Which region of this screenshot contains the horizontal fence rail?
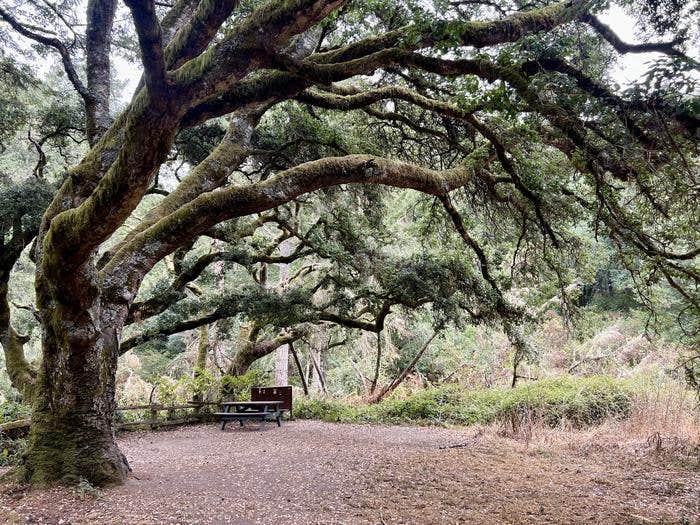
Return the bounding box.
[0,401,222,438]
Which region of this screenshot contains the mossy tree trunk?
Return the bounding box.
[228,328,308,377]
[24,296,129,485]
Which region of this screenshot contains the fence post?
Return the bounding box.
[150,404,158,430]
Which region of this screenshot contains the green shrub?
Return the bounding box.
[497,376,632,428]
[220,369,267,401]
[371,385,470,424]
[293,376,633,428]
[293,397,357,422]
[0,401,31,423]
[0,436,27,467]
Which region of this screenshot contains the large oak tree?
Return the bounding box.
[0,0,697,485]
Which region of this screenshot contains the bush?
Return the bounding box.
[497,376,632,428]
[294,376,633,428]
[0,401,31,423]
[293,397,357,422]
[0,436,26,467]
[220,369,267,400]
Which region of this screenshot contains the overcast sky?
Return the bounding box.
[110,5,691,105]
[0,2,674,109]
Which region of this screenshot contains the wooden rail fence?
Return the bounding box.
[0,401,221,438]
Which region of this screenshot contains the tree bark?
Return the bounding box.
[0,281,35,400]
[24,301,129,485]
[309,329,329,394]
[274,344,290,386]
[227,326,307,377]
[227,344,257,376]
[192,325,209,404]
[85,0,117,145]
[274,239,292,386]
[289,342,308,395]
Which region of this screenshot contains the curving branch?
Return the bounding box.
[0,284,36,400]
[0,5,90,102]
[583,14,693,63]
[182,0,592,127]
[464,114,560,248]
[103,153,479,289]
[296,84,482,121]
[126,246,314,324]
[120,309,226,353]
[226,326,310,375]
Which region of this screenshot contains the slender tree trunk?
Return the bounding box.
[193,325,209,404]
[309,350,327,395]
[195,325,209,371]
[368,328,441,404]
[304,353,312,388]
[289,342,308,395]
[274,239,292,386]
[309,329,329,394]
[369,330,382,395]
[275,344,290,386]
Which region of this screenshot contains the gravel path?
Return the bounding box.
[1,421,698,524]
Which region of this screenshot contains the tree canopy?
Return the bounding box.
[0,0,697,485]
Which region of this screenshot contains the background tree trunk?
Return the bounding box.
[367,328,441,404]
[309,329,329,394]
[274,239,292,386]
[275,344,290,386]
[369,330,382,395]
[193,325,209,405]
[289,342,308,395]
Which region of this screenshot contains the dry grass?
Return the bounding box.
[491,378,700,470]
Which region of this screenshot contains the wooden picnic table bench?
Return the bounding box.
[215,400,283,430]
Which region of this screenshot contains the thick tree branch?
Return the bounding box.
[296,84,481,121]
[103,153,478,292]
[226,326,310,376]
[85,0,118,144]
[315,0,592,64]
[125,0,168,102]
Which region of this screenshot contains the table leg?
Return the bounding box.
[220,403,230,430]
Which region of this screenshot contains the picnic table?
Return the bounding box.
[215,400,283,430]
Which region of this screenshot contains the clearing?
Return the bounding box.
[1,421,698,524]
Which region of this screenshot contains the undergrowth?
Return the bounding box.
[0,437,26,467]
[294,376,634,428]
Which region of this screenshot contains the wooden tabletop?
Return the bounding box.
[220,400,282,406]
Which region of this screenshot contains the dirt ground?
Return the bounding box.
[0,421,698,524]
